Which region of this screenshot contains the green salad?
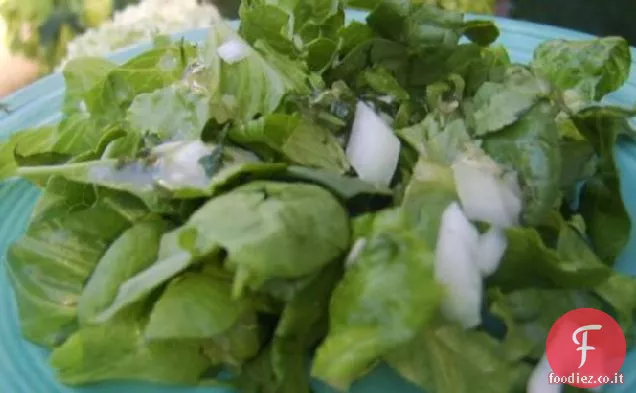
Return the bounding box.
[1,0,636,392]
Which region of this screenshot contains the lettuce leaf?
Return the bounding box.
[49,316,211,386]
[385,322,531,393]
[77,218,172,324]
[278,165,393,211]
[366,1,498,51]
[145,272,254,340]
[532,37,631,102]
[482,100,561,226]
[569,105,636,265]
[230,113,349,172]
[145,272,262,367]
[61,57,117,114]
[488,216,612,292]
[96,181,351,320]
[6,192,148,347]
[488,288,604,360]
[312,206,442,391]
[127,84,211,141]
[83,44,197,123]
[200,22,310,123]
[16,141,286,209]
[239,0,344,57]
[470,65,550,136]
[0,126,59,181]
[236,263,343,393]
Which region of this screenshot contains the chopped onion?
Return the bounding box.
[528,355,562,393]
[346,101,401,187]
[217,39,250,64]
[155,140,214,188]
[452,157,522,228]
[434,202,483,329]
[476,228,507,277]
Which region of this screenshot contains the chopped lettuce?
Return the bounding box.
[532,37,631,102]
[77,218,172,324]
[2,1,636,391]
[6,192,148,347]
[95,181,350,321]
[49,316,212,386]
[385,322,531,393]
[230,113,350,172]
[312,205,442,391]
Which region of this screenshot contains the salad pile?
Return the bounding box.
[1,0,636,392]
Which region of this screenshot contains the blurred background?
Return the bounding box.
[0,0,634,97]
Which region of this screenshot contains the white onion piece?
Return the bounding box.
[528,355,562,393]
[155,140,213,188]
[434,202,483,329]
[217,39,250,64]
[346,101,401,187]
[476,228,508,277]
[452,159,522,228]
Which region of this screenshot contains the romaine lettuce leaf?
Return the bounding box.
[396,115,472,164]
[488,216,612,292]
[230,113,349,172]
[201,22,310,123]
[482,100,561,226]
[532,37,631,102]
[236,263,343,393]
[356,66,409,100]
[0,126,59,181]
[29,177,97,223]
[77,218,171,324]
[145,272,254,340]
[96,181,351,320]
[329,38,409,86]
[488,288,603,360]
[385,322,531,393]
[337,21,374,56]
[595,273,636,330]
[366,1,498,51]
[127,84,211,141]
[312,207,442,391]
[570,105,636,265]
[239,0,344,55]
[239,3,298,55]
[470,65,550,136]
[61,57,117,114]
[49,316,211,385]
[278,165,393,211]
[0,114,135,184]
[145,271,262,367]
[6,193,147,347]
[84,43,196,123]
[16,141,286,209]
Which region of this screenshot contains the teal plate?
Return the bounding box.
[1,10,636,393]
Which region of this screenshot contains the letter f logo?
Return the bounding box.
[573,324,603,369]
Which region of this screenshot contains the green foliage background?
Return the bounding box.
[0,0,140,72]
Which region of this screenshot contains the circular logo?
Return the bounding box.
[546,308,626,388]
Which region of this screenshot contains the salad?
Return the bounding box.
[1,0,635,392]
